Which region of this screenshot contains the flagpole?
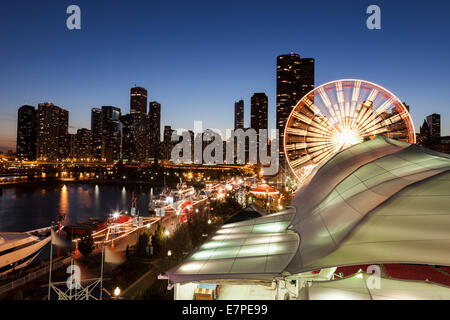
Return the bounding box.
[48,224,53,300]
[69,254,73,300]
[100,240,104,300]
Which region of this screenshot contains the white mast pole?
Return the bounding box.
[100,241,104,300]
[48,224,53,300]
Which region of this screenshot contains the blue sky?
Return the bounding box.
[1,0,450,151]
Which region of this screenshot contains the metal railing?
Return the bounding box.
[0,256,71,297]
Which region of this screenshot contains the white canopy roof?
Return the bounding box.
[166,136,450,284]
[287,136,450,273]
[165,209,299,284]
[302,272,450,300]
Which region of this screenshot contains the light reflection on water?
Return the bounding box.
[0,184,158,232]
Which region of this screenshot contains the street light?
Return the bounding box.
[165,230,170,237]
[167,250,172,256]
[114,287,121,297]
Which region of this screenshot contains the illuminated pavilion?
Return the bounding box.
[162,136,450,300]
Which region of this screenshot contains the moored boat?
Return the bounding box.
[0,227,52,276]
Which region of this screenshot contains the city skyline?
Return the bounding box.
[2,1,450,151]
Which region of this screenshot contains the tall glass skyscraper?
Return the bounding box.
[149,101,161,161]
[234,100,244,130]
[250,93,268,132]
[101,106,122,162]
[91,108,103,160]
[17,105,37,160]
[276,53,314,167]
[36,102,69,161]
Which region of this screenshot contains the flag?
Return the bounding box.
[105,246,125,264]
[51,229,71,248]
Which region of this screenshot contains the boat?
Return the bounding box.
[0,227,52,276]
[178,200,194,223]
[63,214,132,237]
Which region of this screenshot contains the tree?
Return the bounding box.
[210,194,243,220]
[187,211,210,248]
[168,223,192,261]
[78,232,94,257]
[151,224,166,256]
[135,232,150,257]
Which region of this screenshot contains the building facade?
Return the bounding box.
[17,105,38,160]
[74,128,92,160]
[101,106,122,162]
[91,108,103,160]
[426,113,441,139]
[58,108,69,160]
[37,102,69,161]
[130,86,149,161]
[149,101,161,161]
[234,100,244,130]
[121,114,135,162]
[250,93,268,132]
[276,53,314,167]
[130,86,148,114]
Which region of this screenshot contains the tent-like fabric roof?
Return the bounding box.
[165,136,450,284]
[302,272,450,300]
[287,136,450,274]
[164,209,299,284]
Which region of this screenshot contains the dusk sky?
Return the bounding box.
[1,0,450,151]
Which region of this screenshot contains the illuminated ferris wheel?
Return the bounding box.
[284,79,416,183]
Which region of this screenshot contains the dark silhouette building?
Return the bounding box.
[418,119,430,146]
[91,108,102,160]
[162,125,175,160]
[130,87,149,162]
[250,93,268,132]
[101,106,122,162]
[299,58,315,99]
[149,101,161,161]
[426,113,441,139]
[17,105,37,160]
[276,53,314,166]
[74,128,92,160]
[58,108,69,159]
[130,86,148,114]
[37,102,69,161]
[121,114,135,162]
[234,100,244,130]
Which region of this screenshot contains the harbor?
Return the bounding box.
[0,181,220,299]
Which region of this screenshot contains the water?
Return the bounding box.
[0,184,160,232]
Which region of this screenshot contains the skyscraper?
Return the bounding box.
[121,114,135,162]
[91,108,102,160]
[37,102,69,161]
[130,87,148,114]
[299,58,315,99]
[250,93,268,132]
[17,105,37,160]
[74,128,92,160]
[130,86,149,161]
[276,53,314,166]
[68,133,76,159]
[426,113,441,139]
[234,100,244,130]
[101,106,122,162]
[58,108,69,160]
[149,101,161,161]
[162,125,175,160]
[163,125,173,144]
